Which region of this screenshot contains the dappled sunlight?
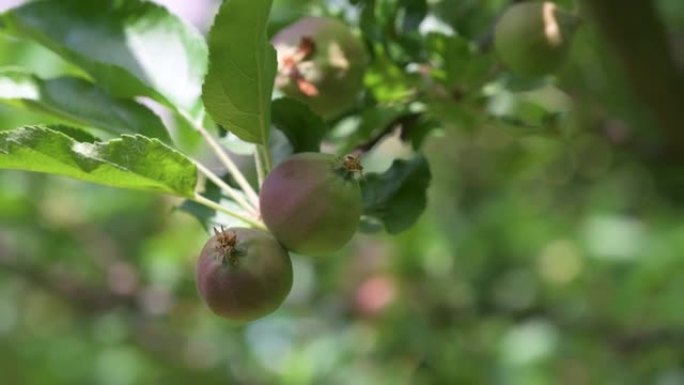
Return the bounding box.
[543,2,563,46]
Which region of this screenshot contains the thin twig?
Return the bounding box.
[191,193,266,229]
[353,112,424,156]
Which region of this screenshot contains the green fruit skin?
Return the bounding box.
[196,228,293,322]
[494,1,575,76]
[259,152,362,256]
[272,17,367,119]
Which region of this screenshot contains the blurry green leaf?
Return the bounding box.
[202,0,277,144]
[425,33,494,90]
[361,155,431,233]
[358,107,406,139]
[401,115,438,150]
[0,0,207,117]
[268,0,317,35]
[487,85,571,129]
[365,55,416,102]
[497,73,548,92]
[425,102,477,133]
[0,126,196,197]
[0,69,170,142]
[359,0,381,43]
[271,98,326,153]
[399,0,428,33]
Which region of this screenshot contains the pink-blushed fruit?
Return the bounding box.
[196,227,292,322]
[272,16,368,119]
[259,152,363,256]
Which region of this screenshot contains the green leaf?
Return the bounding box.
[398,0,428,33]
[271,98,326,153]
[361,156,431,234]
[0,126,197,197]
[424,33,494,90]
[0,0,207,118]
[202,0,277,144]
[401,116,438,150]
[0,69,171,142]
[365,54,417,102]
[47,125,100,143]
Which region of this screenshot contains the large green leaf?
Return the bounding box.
[361,156,431,233]
[202,0,277,144]
[0,69,170,142]
[0,0,207,118]
[0,126,197,197]
[271,98,326,153]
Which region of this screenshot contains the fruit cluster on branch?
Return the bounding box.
[196,3,582,323]
[197,152,364,322]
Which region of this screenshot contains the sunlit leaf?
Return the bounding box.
[0,126,196,197]
[202,0,277,144]
[0,0,207,118]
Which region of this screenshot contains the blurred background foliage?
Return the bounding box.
[1,0,684,384]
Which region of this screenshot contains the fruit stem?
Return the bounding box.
[254,147,266,187]
[193,160,258,216]
[259,143,273,174]
[187,120,261,207]
[191,193,266,230]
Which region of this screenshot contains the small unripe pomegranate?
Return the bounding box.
[196,227,292,322]
[272,16,368,119]
[259,152,363,256]
[494,1,578,76]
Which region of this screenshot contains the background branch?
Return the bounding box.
[581,0,684,156]
[353,112,423,155]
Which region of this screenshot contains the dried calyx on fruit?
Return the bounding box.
[272,16,368,119]
[213,226,239,265]
[196,227,293,322]
[494,1,579,76]
[259,152,363,256]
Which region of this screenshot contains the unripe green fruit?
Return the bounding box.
[494,1,577,76]
[272,17,367,119]
[259,152,363,256]
[196,227,292,322]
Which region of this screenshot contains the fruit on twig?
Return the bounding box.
[259,152,363,256]
[494,1,579,76]
[196,227,292,322]
[272,16,368,119]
